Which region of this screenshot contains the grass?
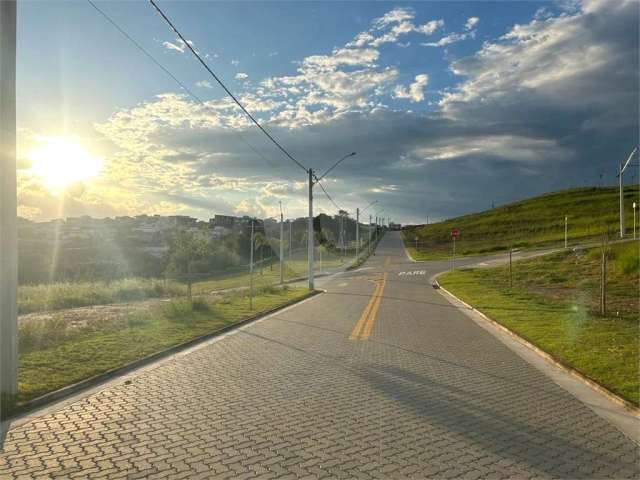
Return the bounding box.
[438,241,639,405]
[17,286,310,404]
[18,277,187,314]
[18,250,356,315]
[403,185,640,260]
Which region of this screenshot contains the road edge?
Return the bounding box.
[432,274,639,444]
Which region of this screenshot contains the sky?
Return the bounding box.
[16,0,640,224]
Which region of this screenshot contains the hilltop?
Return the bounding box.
[403,185,640,260]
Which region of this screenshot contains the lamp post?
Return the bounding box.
[619,147,638,238]
[279,202,284,285]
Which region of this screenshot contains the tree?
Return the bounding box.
[165,231,210,299]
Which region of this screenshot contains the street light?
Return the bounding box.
[618,147,638,238]
[307,152,357,289]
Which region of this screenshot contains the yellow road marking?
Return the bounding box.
[361,273,387,340]
[349,280,381,340]
[349,273,387,341]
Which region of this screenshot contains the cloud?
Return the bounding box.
[231,59,240,67]
[22,3,635,224]
[235,72,249,80]
[372,7,415,29]
[196,80,213,89]
[393,74,429,102]
[465,17,479,30]
[162,38,194,54]
[422,31,475,47]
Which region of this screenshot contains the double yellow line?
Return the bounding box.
[349,273,387,341]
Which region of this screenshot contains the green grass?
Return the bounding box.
[17,286,310,403]
[18,251,355,315]
[403,185,640,260]
[438,241,639,405]
[18,277,187,314]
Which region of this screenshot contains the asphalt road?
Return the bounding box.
[1,232,638,479]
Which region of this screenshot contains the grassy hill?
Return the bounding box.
[403,185,640,260]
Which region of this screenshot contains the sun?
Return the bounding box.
[27,137,104,193]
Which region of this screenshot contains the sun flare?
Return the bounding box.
[27,137,103,193]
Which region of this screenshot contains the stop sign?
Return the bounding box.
[451,228,460,238]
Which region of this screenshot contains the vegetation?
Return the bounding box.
[18,277,186,314]
[18,286,310,403]
[438,241,639,405]
[403,185,640,260]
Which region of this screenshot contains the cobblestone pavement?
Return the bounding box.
[1,233,638,479]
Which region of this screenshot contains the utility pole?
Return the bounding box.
[1,0,17,429]
[249,220,255,309]
[308,168,314,290]
[356,208,360,260]
[279,202,284,285]
[564,215,568,249]
[288,221,292,261]
[368,214,372,254]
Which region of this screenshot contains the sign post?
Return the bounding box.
[450,228,460,271]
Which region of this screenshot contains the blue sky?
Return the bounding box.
[16,0,639,223]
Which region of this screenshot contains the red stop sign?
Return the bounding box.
[451,228,460,238]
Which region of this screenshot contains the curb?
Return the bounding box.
[433,276,640,417]
[9,289,322,419]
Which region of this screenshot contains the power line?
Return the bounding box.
[148,0,307,174]
[315,179,343,213]
[86,0,296,184]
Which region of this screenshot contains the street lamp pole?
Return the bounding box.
[619,147,638,238]
[0,0,17,428]
[308,168,314,290]
[279,201,284,285]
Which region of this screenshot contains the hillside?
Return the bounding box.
[403,185,640,259]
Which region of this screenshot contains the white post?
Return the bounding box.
[368,214,372,254]
[308,169,314,290]
[1,0,17,428]
[564,215,568,249]
[288,222,292,261]
[279,205,284,285]
[451,236,456,271]
[249,220,254,309]
[620,161,625,238]
[634,202,637,240]
[356,208,359,260]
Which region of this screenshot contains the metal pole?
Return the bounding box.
[564,215,568,249]
[249,220,254,309]
[452,236,456,271]
[368,214,372,254]
[634,202,637,240]
[0,0,17,426]
[509,248,513,289]
[308,168,314,290]
[356,208,359,260]
[279,204,284,285]
[288,221,292,261]
[620,162,625,238]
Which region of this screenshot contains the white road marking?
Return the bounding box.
[398,270,426,276]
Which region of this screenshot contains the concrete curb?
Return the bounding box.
[433,276,640,418]
[9,289,322,420]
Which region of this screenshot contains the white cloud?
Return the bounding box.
[231,59,240,67]
[417,19,445,35]
[162,38,194,54]
[393,74,429,102]
[422,31,475,47]
[235,72,249,80]
[372,7,415,29]
[196,80,213,89]
[268,51,279,57]
[465,17,479,30]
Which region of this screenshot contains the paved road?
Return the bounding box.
[1,232,638,479]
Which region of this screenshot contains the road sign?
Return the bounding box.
[451,228,460,238]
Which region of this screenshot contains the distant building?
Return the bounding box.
[211,215,236,229]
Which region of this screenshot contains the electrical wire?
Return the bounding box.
[148,0,308,173]
[86,0,296,184]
